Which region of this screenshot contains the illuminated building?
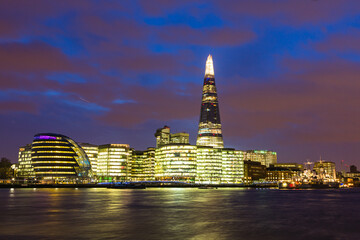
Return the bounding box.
[131,148,155,181]
[221,149,244,184]
[245,150,277,167]
[196,146,222,184]
[79,143,98,176]
[243,160,267,182]
[155,126,170,148]
[196,55,224,148]
[155,144,197,182]
[97,144,131,182]
[155,126,189,147]
[18,144,35,179]
[266,163,303,182]
[170,132,189,144]
[313,161,336,180]
[31,133,92,182]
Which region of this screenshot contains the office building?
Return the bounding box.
[155,126,171,148]
[266,163,303,182]
[131,148,155,181]
[221,149,244,184]
[313,161,336,180]
[97,144,132,182]
[18,144,35,179]
[79,143,99,176]
[196,146,222,184]
[155,144,197,182]
[31,133,92,182]
[243,160,267,182]
[245,150,277,167]
[170,132,189,144]
[196,55,224,148]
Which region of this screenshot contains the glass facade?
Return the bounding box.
[130,148,155,181]
[97,144,131,182]
[313,161,336,180]
[18,144,35,178]
[155,144,197,182]
[80,143,99,176]
[245,150,277,167]
[196,55,224,148]
[196,146,222,184]
[31,133,92,182]
[221,149,244,184]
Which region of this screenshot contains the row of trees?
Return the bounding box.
[0,157,13,179]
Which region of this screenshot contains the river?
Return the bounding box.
[0,188,359,239]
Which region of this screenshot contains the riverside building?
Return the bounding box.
[131,148,155,181]
[221,149,244,184]
[15,55,277,184]
[155,144,197,182]
[196,55,224,148]
[313,160,336,181]
[18,144,35,179]
[31,133,92,183]
[80,143,99,176]
[97,144,132,182]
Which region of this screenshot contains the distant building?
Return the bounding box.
[350,165,358,173]
[155,126,190,147]
[196,55,224,148]
[131,148,155,181]
[31,133,92,183]
[18,144,35,179]
[245,150,277,167]
[313,161,336,180]
[244,160,267,182]
[170,132,189,144]
[97,144,131,182]
[155,144,197,182]
[79,143,98,176]
[266,163,303,182]
[155,126,171,148]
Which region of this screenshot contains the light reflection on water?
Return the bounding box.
[0,188,359,240]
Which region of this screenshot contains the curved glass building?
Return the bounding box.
[31,133,92,182]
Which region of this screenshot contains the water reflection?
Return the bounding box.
[0,188,359,239]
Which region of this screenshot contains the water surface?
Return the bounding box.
[0,188,359,240]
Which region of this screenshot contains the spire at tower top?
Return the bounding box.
[205,54,214,76]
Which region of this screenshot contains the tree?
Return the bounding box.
[0,157,13,179]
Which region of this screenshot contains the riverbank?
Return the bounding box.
[0,182,279,189]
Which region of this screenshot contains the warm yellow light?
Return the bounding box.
[205,54,214,76]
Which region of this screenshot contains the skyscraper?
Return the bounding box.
[196,55,224,148]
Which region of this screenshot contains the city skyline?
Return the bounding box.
[1,1,360,169]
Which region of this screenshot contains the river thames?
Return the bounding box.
[0,188,359,240]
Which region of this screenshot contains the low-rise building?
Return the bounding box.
[266,163,303,182]
[244,160,267,182]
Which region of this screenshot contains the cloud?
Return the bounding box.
[221,57,360,144]
[314,29,360,54]
[216,0,360,26]
[159,26,255,47]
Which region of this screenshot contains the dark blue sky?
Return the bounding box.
[1,0,360,169]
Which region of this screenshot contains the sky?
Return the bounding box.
[0,0,360,169]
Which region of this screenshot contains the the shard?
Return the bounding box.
[196,55,224,148]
